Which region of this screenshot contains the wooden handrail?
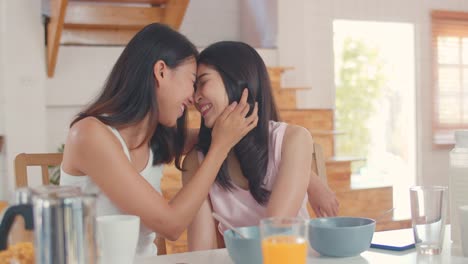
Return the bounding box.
[46,0,190,76]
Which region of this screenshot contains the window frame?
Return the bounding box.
[432,10,468,147]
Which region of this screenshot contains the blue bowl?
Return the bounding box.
[308,217,375,257]
[224,226,262,264]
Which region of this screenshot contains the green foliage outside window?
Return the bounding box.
[335,37,386,170]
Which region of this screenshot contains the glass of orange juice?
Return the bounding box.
[260,217,308,264]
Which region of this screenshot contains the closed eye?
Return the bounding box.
[195,79,207,91]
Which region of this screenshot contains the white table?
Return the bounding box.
[135,227,468,264]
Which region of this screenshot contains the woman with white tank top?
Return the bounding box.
[59,23,258,256]
[61,126,161,256]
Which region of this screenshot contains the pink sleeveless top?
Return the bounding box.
[198,120,310,235]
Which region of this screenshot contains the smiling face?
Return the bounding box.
[155,57,197,127]
[194,64,230,128]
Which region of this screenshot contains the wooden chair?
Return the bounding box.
[307,142,333,219]
[14,152,169,255]
[312,142,328,183]
[155,236,167,255]
[14,153,63,187]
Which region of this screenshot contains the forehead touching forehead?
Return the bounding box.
[197,63,217,78]
[176,57,197,69]
[171,56,197,75]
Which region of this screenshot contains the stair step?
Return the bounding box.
[325,157,365,187]
[65,2,163,30]
[327,178,350,192]
[60,2,167,45]
[329,168,395,194]
[308,130,344,159]
[311,135,334,159]
[327,156,366,163]
[274,87,311,95]
[309,130,345,136]
[267,66,294,91]
[266,66,294,81]
[326,157,366,186]
[187,109,201,128]
[335,185,393,219]
[46,0,189,76]
[273,89,296,109]
[280,109,334,130]
[308,185,393,220]
[325,159,354,189]
[375,206,412,231]
[273,89,311,109]
[376,219,411,231]
[267,66,295,72]
[282,87,311,91]
[161,165,182,200]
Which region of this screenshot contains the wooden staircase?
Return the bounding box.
[160,67,410,254]
[44,0,190,77]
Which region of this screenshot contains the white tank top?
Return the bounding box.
[60,126,163,257]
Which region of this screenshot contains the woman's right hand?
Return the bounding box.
[210,89,258,154]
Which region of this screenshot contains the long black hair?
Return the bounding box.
[196,41,280,205]
[72,23,198,169]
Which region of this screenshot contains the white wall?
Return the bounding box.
[0,0,47,198]
[45,46,123,152]
[0,0,6,197]
[239,0,278,48]
[180,0,240,46]
[278,0,468,188]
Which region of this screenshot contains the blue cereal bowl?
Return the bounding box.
[308,217,375,257]
[224,226,262,264]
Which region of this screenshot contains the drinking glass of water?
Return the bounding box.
[410,186,448,255]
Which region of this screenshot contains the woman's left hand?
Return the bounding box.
[308,176,339,217]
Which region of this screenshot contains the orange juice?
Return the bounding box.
[261,235,307,264]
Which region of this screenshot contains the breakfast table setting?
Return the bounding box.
[133,186,468,264]
[1,185,468,264]
[134,226,467,264]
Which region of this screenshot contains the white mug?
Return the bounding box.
[97,215,140,264]
[458,205,468,257]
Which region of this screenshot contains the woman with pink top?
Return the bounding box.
[182,41,339,250]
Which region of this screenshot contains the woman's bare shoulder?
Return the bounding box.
[66,117,121,153]
[283,124,313,146]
